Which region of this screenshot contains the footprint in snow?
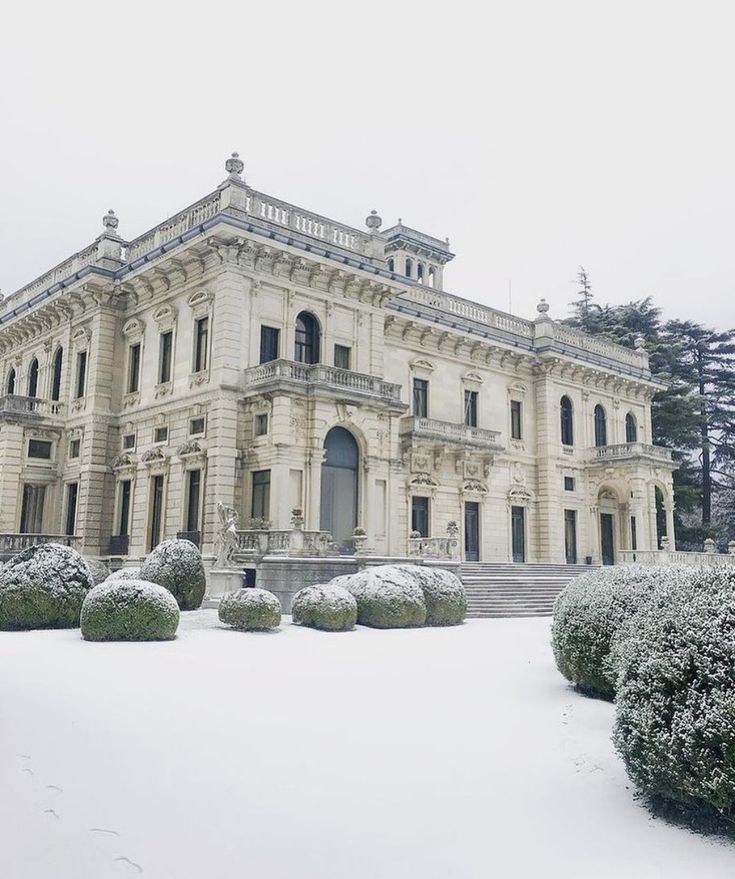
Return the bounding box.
[90,828,120,837]
[44,809,60,819]
[18,754,31,760]
[22,768,34,776]
[114,855,143,873]
[47,784,63,793]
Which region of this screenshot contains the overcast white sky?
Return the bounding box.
[1,0,733,329]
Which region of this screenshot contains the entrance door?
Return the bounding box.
[465,502,480,561]
[600,513,615,565]
[149,475,165,551]
[564,509,577,564]
[511,506,526,562]
[20,484,45,533]
[320,427,358,550]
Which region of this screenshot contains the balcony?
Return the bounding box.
[242,360,406,410]
[0,395,65,421]
[399,416,503,450]
[0,533,80,561]
[586,442,674,465]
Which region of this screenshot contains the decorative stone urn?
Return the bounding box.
[704,537,717,554]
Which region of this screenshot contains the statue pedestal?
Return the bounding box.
[207,568,243,599]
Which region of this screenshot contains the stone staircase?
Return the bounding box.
[460,563,597,618]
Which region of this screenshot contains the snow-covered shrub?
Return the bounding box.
[84,557,110,585]
[105,567,142,582]
[613,567,735,822]
[0,543,93,631]
[291,583,357,631]
[331,565,426,629]
[219,588,281,631]
[140,538,206,610]
[80,579,179,642]
[411,566,466,626]
[551,565,681,700]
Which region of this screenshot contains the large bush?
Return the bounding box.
[85,557,110,585]
[140,538,206,610]
[292,583,357,631]
[219,588,281,631]
[331,566,426,629]
[410,566,466,626]
[81,579,180,642]
[613,567,735,823]
[0,543,93,631]
[551,565,681,700]
[105,567,142,582]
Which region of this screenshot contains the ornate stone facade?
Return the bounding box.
[0,154,676,565]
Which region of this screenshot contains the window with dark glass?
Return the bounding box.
[334,344,351,370]
[7,367,16,395]
[625,412,638,443]
[149,474,164,550]
[464,390,478,427]
[255,413,268,436]
[259,326,280,364]
[631,516,638,551]
[594,404,607,447]
[118,480,132,536]
[560,395,574,446]
[564,476,575,492]
[127,343,141,394]
[564,509,577,564]
[159,331,173,384]
[186,469,201,533]
[69,439,81,459]
[154,426,168,444]
[122,433,136,450]
[28,439,52,459]
[413,378,428,417]
[75,351,87,399]
[194,317,209,372]
[251,470,271,520]
[510,400,522,440]
[65,483,79,536]
[189,417,205,436]
[411,496,430,537]
[20,484,45,533]
[27,358,39,398]
[51,348,63,401]
[294,312,319,364]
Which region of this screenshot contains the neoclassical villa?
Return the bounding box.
[0,154,676,570]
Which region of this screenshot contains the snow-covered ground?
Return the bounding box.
[1,613,732,879]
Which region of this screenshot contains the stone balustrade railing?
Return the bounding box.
[0,395,65,418]
[125,191,224,262]
[243,359,403,403]
[234,529,335,558]
[400,416,502,449]
[619,549,735,566]
[550,323,644,368]
[407,536,459,560]
[588,442,673,463]
[0,533,80,559]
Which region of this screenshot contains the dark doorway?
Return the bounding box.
[511,506,526,562]
[320,427,358,549]
[149,475,165,551]
[411,496,430,537]
[465,502,480,561]
[654,486,667,548]
[600,513,615,565]
[564,509,577,564]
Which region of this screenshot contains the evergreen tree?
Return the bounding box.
[568,267,602,333]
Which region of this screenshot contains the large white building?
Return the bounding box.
[0,154,676,570]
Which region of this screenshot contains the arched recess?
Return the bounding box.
[594,404,607,447]
[294,311,320,364]
[6,367,16,395]
[320,426,359,549]
[625,412,637,443]
[560,395,574,446]
[27,357,39,398]
[51,347,63,402]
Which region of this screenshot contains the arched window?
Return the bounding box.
[6,367,16,395]
[387,258,395,272]
[294,311,320,365]
[405,258,413,278]
[51,348,63,402]
[428,266,436,288]
[417,263,424,282]
[625,412,637,443]
[27,358,39,398]
[560,396,574,446]
[594,404,607,447]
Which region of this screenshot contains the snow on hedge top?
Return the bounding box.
[292,583,357,614]
[0,543,93,598]
[82,578,180,615]
[331,565,425,600]
[85,558,111,585]
[105,567,142,582]
[140,538,206,610]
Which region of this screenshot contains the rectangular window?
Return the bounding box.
[75,351,87,399]
[255,413,269,437]
[127,343,141,394]
[186,469,202,534]
[564,476,575,492]
[194,317,209,372]
[334,344,351,370]
[510,400,522,440]
[149,474,165,550]
[65,482,79,536]
[69,438,81,459]
[154,426,168,444]
[251,470,271,520]
[189,417,205,437]
[259,326,280,364]
[631,516,638,551]
[158,331,173,384]
[20,484,46,533]
[122,433,136,450]
[28,439,52,459]
[464,390,478,428]
[564,509,578,564]
[413,378,428,418]
[118,480,132,537]
[411,496,430,537]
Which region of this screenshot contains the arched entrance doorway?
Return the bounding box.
[320,427,359,549]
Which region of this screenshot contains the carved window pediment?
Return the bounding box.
[152,304,177,329]
[462,371,484,386]
[122,317,145,339]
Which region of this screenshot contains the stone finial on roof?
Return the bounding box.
[365,209,382,232]
[537,297,550,314]
[634,334,646,350]
[225,151,245,182]
[102,208,119,233]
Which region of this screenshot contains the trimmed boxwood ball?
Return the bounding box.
[613,567,735,823]
[332,565,426,629]
[291,583,357,631]
[81,579,180,642]
[219,588,281,631]
[85,557,110,585]
[403,565,466,626]
[0,543,93,631]
[140,538,206,610]
[551,565,681,700]
[105,567,142,582]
